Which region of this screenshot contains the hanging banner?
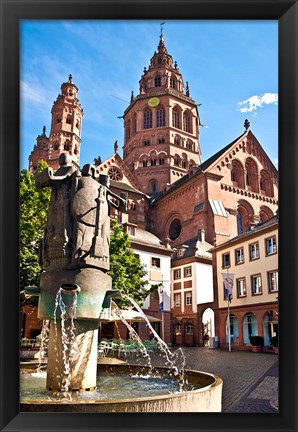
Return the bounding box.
[222,273,234,302]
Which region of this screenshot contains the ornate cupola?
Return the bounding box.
[122,32,202,195]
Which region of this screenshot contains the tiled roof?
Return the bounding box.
[110,180,148,196]
[172,237,213,262]
[151,131,247,202]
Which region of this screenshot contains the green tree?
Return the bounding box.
[109,219,158,307]
[20,161,50,289]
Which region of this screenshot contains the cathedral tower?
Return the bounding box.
[122,34,202,195]
[29,74,83,172]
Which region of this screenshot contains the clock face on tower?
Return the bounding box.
[148,97,160,108]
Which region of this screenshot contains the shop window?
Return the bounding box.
[226,314,238,344]
[175,323,182,334]
[243,313,258,344]
[186,323,193,335]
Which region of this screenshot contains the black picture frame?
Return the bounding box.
[0,1,297,431]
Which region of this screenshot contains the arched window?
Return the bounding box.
[74,146,78,155]
[174,136,181,146]
[225,314,238,344]
[132,113,137,135]
[156,107,166,127]
[172,107,180,129]
[142,160,148,167]
[186,140,194,151]
[125,119,131,140]
[231,160,245,188]
[183,111,192,133]
[150,159,157,166]
[154,75,161,87]
[66,114,72,125]
[245,158,259,193]
[170,76,176,89]
[143,109,152,129]
[53,141,59,151]
[159,158,165,165]
[64,142,70,151]
[174,156,180,167]
[260,170,273,197]
[259,206,274,223]
[158,137,165,144]
[243,313,258,344]
[149,180,157,193]
[237,200,255,234]
[143,139,150,146]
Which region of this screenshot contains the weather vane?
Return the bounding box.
[160,22,165,37]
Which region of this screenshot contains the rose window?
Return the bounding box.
[108,166,123,181]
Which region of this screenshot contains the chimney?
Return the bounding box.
[198,228,205,242]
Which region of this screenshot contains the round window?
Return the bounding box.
[169,218,182,240]
[108,166,123,181]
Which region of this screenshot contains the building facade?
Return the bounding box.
[26,33,278,349]
[211,216,278,351]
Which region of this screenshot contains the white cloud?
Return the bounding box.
[21,80,45,104]
[238,93,278,113]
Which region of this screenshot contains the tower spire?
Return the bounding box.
[160,22,165,38]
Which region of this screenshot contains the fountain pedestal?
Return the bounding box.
[47,320,98,391]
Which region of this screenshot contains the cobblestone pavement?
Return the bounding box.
[128,347,279,413]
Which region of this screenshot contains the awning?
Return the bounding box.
[100,308,161,323]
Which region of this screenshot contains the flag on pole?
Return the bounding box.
[158,286,164,312]
[222,273,234,302]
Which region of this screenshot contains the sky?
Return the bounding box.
[20,20,278,171]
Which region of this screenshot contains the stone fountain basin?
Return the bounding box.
[20,363,223,413]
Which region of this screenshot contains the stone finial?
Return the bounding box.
[174,61,178,69]
[186,82,190,97]
[160,22,165,38]
[244,119,250,131]
[130,91,134,103]
[114,140,119,153]
[69,74,73,83]
[42,126,46,137]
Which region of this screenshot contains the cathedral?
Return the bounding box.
[28,33,278,348]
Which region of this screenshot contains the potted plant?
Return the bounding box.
[249,336,264,353]
[271,336,278,354]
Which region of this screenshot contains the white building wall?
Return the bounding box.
[131,247,171,312]
[195,262,214,305]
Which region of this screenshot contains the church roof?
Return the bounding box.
[110,179,148,197]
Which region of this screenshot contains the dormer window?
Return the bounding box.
[154,75,161,87]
